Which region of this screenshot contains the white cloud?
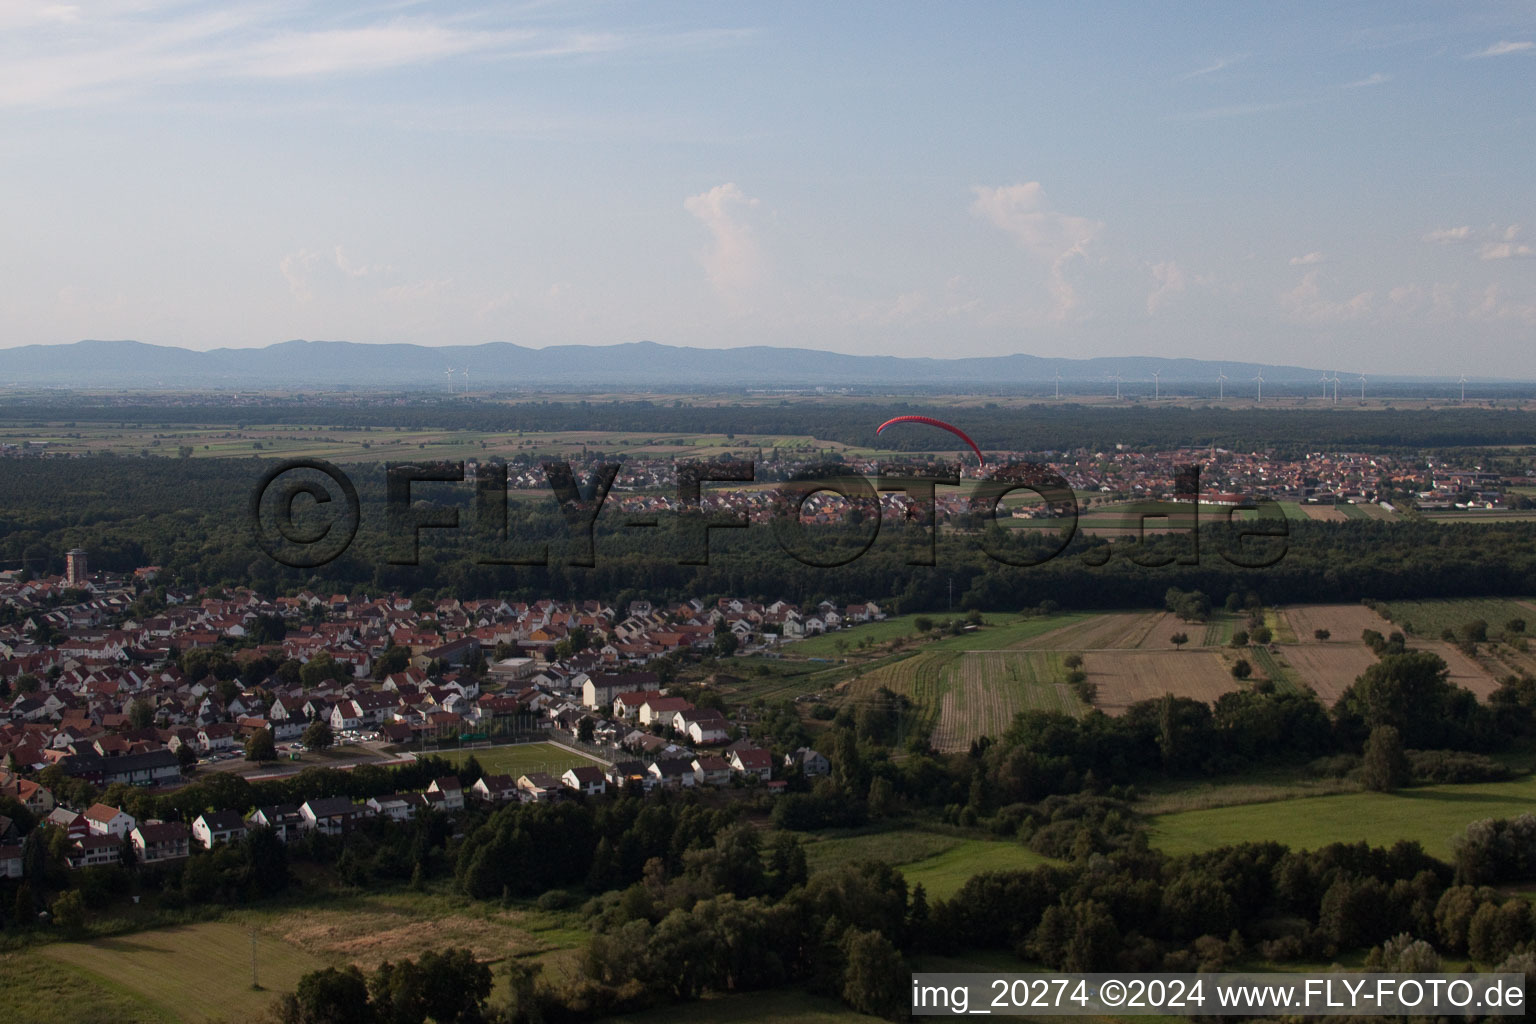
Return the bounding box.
[1479,241,1535,261]
[1145,261,1186,313]
[683,182,762,297]
[0,7,748,108]
[1423,226,1471,243]
[1289,252,1325,266]
[279,248,322,301]
[1468,40,1534,58]
[1180,54,1246,79]
[1425,224,1533,259]
[1344,72,1389,88]
[1281,271,1373,324]
[971,182,1104,319]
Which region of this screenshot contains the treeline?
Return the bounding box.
[8,457,1536,615]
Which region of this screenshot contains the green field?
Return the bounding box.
[0,947,173,1024]
[922,613,1095,651]
[845,647,1086,751]
[441,741,603,778]
[797,827,1056,899]
[785,611,1091,658]
[0,421,885,465]
[34,921,320,1024]
[1149,773,1536,860]
[1378,597,1535,640]
[785,613,933,657]
[8,888,592,1024]
[1247,646,1301,694]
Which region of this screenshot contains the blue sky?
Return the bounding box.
[0,1,1532,374]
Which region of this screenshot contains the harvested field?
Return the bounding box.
[843,651,956,741]
[1299,504,1348,522]
[1015,610,1165,651]
[1420,641,1502,699]
[1086,650,1239,715]
[1281,603,1392,642]
[1275,643,1379,703]
[1134,611,1192,650]
[273,904,549,969]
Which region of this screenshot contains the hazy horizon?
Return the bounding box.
[3,2,1533,375]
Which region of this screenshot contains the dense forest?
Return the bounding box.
[3,456,1536,615]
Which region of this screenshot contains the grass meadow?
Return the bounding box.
[1149,773,1536,860]
[440,741,604,778]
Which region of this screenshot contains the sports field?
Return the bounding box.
[440,741,605,778]
[1149,773,1536,860]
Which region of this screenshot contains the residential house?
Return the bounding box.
[675,708,729,746]
[0,776,54,815]
[426,777,464,811]
[787,747,830,776]
[83,803,136,839]
[367,793,427,821]
[728,746,773,781]
[299,797,370,836]
[516,773,562,802]
[561,765,607,796]
[192,810,248,849]
[69,833,123,868]
[197,723,237,753]
[469,774,518,805]
[581,671,660,710]
[691,755,732,787]
[639,697,692,727]
[132,821,190,864]
[605,760,652,791]
[248,804,304,842]
[647,758,695,789]
[612,690,665,719]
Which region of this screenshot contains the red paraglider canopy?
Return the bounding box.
[875,415,985,466]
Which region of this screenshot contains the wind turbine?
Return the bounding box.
[444,367,458,393]
[1357,373,1366,400]
[1319,372,1331,399]
[1252,373,1265,403]
[1153,369,1161,400]
[1331,372,1341,404]
[1053,371,1062,399]
[1113,370,1123,401]
[462,366,470,395]
[1217,370,1228,400]
[1458,374,1468,402]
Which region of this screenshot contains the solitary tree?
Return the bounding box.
[1230,658,1253,680]
[1314,628,1331,641]
[1170,632,1189,650]
[1361,724,1409,792]
[303,719,334,753]
[246,727,277,762]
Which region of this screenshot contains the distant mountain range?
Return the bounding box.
[0,338,1471,390]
